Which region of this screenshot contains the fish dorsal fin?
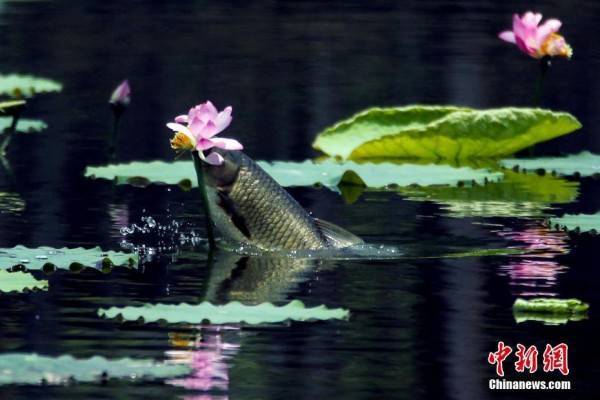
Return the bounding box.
[314,218,364,248]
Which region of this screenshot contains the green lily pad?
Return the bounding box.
[0,246,138,271]
[0,117,47,133]
[0,74,63,97]
[401,170,579,218]
[513,298,589,325]
[549,212,600,234]
[0,353,190,385]
[513,298,589,314]
[0,270,48,293]
[99,300,349,325]
[501,152,600,177]
[85,160,194,187]
[261,160,501,187]
[85,159,502,188]
[313,106,581,160]
[513,313,588,325]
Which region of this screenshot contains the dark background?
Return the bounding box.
[1,1,599,399]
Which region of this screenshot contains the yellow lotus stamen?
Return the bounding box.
[170,131,195,151]
[541,33,573,59]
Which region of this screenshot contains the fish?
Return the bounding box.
[199,148,363,251]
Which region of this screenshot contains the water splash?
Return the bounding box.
[118,213,206,262]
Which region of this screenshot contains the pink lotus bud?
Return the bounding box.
[109,80,131,107]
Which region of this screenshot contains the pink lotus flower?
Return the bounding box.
[499,12,572,59]
[167,101,243,166]
[109,80,131,106]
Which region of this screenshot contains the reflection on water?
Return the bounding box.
[204,252,319,304]
[2,0,600,398]
[0,191,25,214]
[166,327,240,398]
[108,202,129,236]
[496,225,569,297]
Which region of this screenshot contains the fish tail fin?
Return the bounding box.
[314,218,364,248]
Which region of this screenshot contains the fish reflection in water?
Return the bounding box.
[496,224,569,297]
[203,251,321,304]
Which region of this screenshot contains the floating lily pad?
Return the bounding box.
[0,353,190,385]
[513,298,589,325]
[261,160,501,187]
[0,246,138,271]
[85,160,195,187]
[549,212,600,234]
[0,117,47,133]
[0,74,63,97]
[99,300,349,325]
[313,106,581,160]
[85,159,502,188]
[501,152,600,177]
[401,171,579,218]
[513,313,588,325]
[0,270,48,293]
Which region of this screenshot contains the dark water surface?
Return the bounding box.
[1,1,600,399]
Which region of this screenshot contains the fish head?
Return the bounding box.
[201,148,242,193]
[200,148,252,245]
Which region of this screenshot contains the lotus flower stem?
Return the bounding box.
[0,113,20,157]
[108,107,123,159]
[192,151,216,249]
[533,57,551,106]
[108,80,130,159]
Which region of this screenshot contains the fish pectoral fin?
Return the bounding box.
[314,218,364,248]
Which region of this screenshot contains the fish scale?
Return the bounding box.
[226,152,328,250]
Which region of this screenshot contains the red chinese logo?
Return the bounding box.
[488,341,512,376]
[488,342,569,376]
[543,343,569,376]
[514,344,538,373]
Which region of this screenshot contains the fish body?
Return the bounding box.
[199,149,362,251]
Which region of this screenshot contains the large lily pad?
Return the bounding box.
[513,298,589,325]
[313,106,581,160]
[0,353,190,385]
[501,152,600,177]
[0,246,138,271]
[0,270,48,293]
[0,117,47,133]
[400,170,579,218]
[85,159,502,188]
[99,300,349,325]
[0,74,63,97]
[549,212,600,234]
